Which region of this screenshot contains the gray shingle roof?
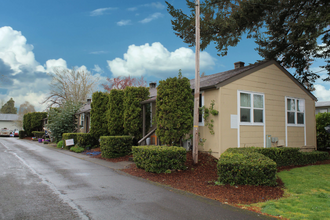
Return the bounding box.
[316,101,330,108]
[0,114,19,121]
[76,104,91,115]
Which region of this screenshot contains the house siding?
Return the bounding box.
[201,63,316,157]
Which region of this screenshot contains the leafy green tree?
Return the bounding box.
[108,89,125,135]
[23,112,47,136]
[316,112,330,150]
[46,101,81,142]
[123,87,150,143]
[0,98,17,114]
[90,92,110,140]
[166,0,330,88]
[156,70,194,146]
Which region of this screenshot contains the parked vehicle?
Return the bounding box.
[13,129,19,137]
[0,128,10,137]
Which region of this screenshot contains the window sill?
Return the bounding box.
[287,124,304,127]
[240,123,264,126]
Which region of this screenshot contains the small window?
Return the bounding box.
[239,92,264,124]
[286,98,304,125]
[80,113,85,127]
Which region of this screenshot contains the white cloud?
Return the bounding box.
[93,65,104,74]
[140,13,163,24]
[117,20,131,26]
[314,84,330,101]
[143,2,165,9]
[127,7,137,11]
[107,42,215,78]
[90,7,117,16]
[89,51,108,55]
[0,26,102,111]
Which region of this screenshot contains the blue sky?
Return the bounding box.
[0,0,329,111]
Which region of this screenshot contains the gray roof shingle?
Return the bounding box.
[0,114,19,121]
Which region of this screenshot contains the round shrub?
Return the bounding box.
[57,140,63,148]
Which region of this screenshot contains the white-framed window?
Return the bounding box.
[80,113,85,127]
[286,97,305,125]
[239,91,264,125]
[199,91,204,126]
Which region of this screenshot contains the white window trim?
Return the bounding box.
[237,90,266,148]
[285,96,306,146]
[238,91,265,126]
[198,91,204,126]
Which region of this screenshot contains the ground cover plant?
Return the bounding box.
[248,164,330,219]
[70,145,85,153]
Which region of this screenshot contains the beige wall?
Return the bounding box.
[200,64,316,158]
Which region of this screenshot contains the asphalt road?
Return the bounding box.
[0,138,274,220]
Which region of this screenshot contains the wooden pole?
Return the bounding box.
[193,0,200,165]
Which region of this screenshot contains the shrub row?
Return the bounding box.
[217,151,277,186]
[100,136,133,158]
[19,130,25,139]
[62,133,98,150]
[132,145,187,173]
[225,147,329,167]
[32,131,45,138]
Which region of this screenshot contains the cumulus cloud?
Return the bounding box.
[90,7,117,16]
[107,42,215,78]
[117,20,131,26]
[140,13,163,24]
[0,26,102,111]
[314,84,330,101]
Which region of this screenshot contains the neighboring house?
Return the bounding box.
[140,60,317,158]
[0,114,20,131]
[75,99,91,133]
[315,101,330,114]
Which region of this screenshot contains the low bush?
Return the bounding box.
[62,133,98,149]
[300,151,329,164]
[43,141,49,144]
[132,145,187,173]
[19,130,25,139]
[32,131,45,138]
[57,140,63,148]
[70,145,85,153]
[100,136,133,158]
[217,151,277,186]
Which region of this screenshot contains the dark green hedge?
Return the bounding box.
[23,112,47,136]
[123,87,149,143]
[19,130,25,139]
[132,145,187,173]
[90,92,110,140]
[218,151,277,186]
[100,136,133,158]
[225,147,329,167]
[316,112,330,150]
[62,133,98,150]
[156,70,194,146]
[32,131,45,138]
[108,89,125,135]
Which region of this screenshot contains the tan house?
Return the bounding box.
[75,99,91,133]
[141,60,317,158]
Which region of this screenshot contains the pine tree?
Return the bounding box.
[0,98,17,114]
[166,0,330,88]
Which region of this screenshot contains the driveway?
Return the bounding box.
[0,138,274,220]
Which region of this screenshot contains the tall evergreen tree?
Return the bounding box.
[166,0,330,88]
[90,92,110,140]
[156,70,194,146]
[108,89,125,135]
[0,98,17,114]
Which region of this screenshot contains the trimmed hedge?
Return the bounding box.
[225,147,329,167]
[90,92,110,140]
[23,112,47,136]
[123,87,150,143]
[108,89,125,135]
[132,145,187,173]
[316,112,330,150]
[218,151,277,186]
[100,136,133,158]
[32,131,45,138]
[19,130,25,139]
[62,133,98,150]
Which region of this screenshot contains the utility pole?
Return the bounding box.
[193,0,200,165]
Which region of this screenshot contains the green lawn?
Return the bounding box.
[249,164,330,219]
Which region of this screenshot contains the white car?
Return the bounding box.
[0,128,10,137]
